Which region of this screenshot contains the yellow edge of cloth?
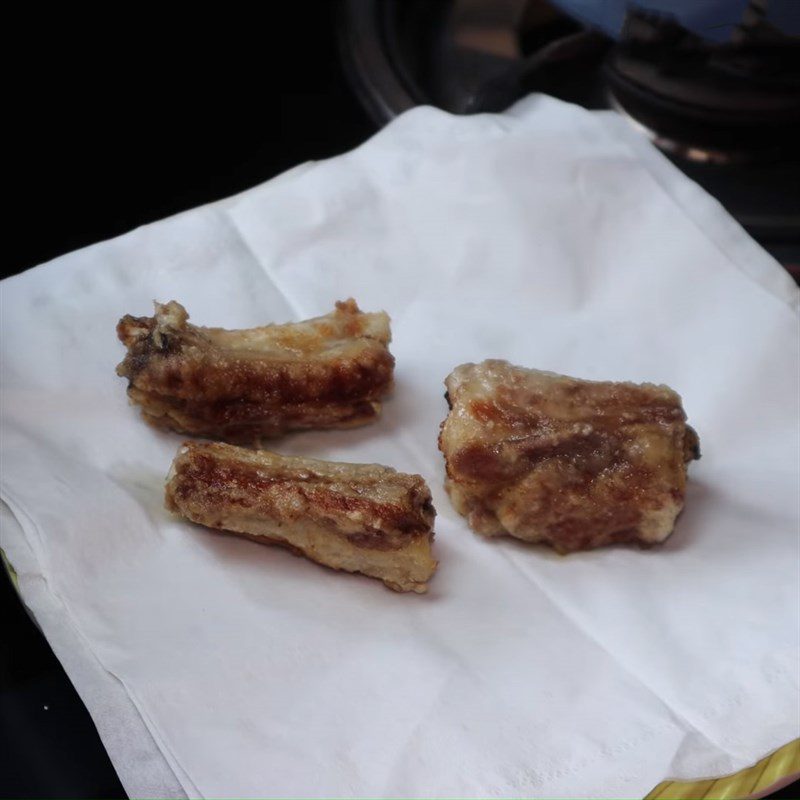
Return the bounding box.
[645,739,800,799]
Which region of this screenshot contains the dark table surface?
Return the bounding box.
[2,5,797,798]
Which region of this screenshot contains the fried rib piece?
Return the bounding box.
[116,299,394,443]
[165,441,438,592]
[438,360,700,553]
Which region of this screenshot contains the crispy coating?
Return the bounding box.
[438,360,700,553]
[165,441,438,592]
[116,299,394,443]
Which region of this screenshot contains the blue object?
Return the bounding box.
[550,0,800,42]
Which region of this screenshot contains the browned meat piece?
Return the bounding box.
[165,441,438,592]
[116,299,394,443]
[438,360,700,553]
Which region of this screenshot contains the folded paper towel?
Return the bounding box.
[1,95,798,799]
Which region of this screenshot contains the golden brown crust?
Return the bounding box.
[116,299,395,442]
[438,360,700,553]
[165,441,437,592]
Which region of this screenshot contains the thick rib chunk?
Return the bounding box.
[439,360,700,553]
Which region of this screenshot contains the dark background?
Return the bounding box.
[5,5,372,280]
[2,4,798,798]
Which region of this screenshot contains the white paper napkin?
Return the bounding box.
[1,95,798,799]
